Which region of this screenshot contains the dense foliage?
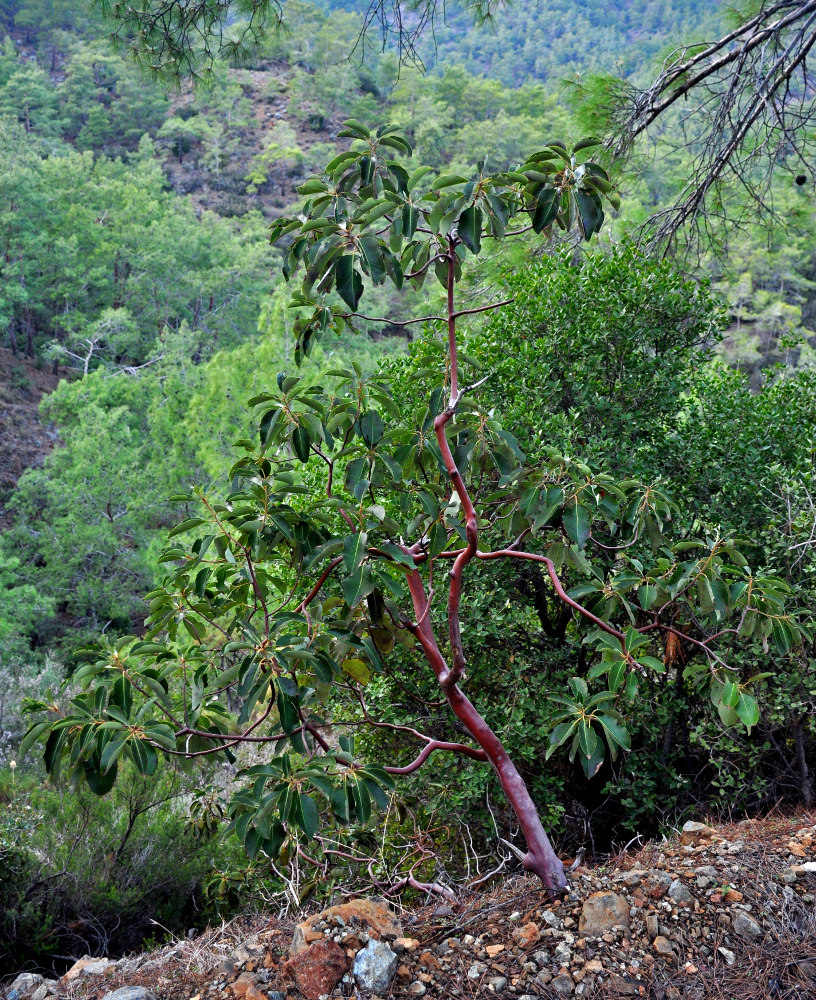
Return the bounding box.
[1,0,815,965]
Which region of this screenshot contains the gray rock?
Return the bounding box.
[554,942,572,965]
[101,989,158,1000]
[352,940,398,994]
[694,866,718,878]
[668,879,694,905]
[551,971,575,995]
[645,914,659,938]
[680,821,715,845]
[797,961,816,983]
[718,947,736,966]
[733,910,763,940]
[267,993,286,1000]
[467,962,487,980]
[801,861,816,872]
[82,960,116,976]
[30,985,58,1000]
[9,975,47,998]
[488,976,508,992]
[542,909,563,929]
[408,983,426,996]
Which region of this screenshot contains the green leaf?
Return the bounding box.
[18,721,53,761]
[359,410,384,446]
[84,759,118,795]
[342,565,374,607]
[292,425,311,463]
[598,715,631,751]
[431,174,467,189]
[359,236,386,285]
[342,657,371,685]
[575,190,600,239]
[637,584,658,610]
[735,692,759,730]
[562,504,590,548]
[168,517,206,538]
[298,793,320,839]
[546,721,577,759]
[298,178,328,194]
[458,205,482,254]
[531,188,560,233]
[638,655,666,674]
[574,137,603,152]
[343,532,368,573]
[335,256,363,311]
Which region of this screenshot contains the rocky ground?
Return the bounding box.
[0,347,63,526]
[4,815,815,1000]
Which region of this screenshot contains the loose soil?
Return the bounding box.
[8,813,814,1000]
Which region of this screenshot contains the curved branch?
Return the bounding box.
[384,738,488,774]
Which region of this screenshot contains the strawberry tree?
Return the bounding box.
[21,122,808,899]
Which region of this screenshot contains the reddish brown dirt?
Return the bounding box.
[13,812,814,1000]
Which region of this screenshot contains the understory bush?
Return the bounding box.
[0,763,247,975]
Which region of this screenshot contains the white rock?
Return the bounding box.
[353,940,398,994]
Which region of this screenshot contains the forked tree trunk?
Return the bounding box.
[405,569,568,898]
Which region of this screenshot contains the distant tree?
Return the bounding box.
[574,1,816,246]
[90,0,500,81]
[22,123,807,898]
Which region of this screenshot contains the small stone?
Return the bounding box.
[668,880,694,905]
[796,961,816,983]
[680,821,716,846]
[724,888,743,903]
[551,971,575,995]
[10,976,48,998]
[512,922,541,948]
[554,942,572,965]
[408,982,426,996]
[800,861,816,872]
[788,841,807,857]
[645,914,659,937]
[652,936,674,958]
[542,910,563,929]
[779,869,798,885]
[353,939,398,994]
[584,960,604,974]
[394,937,420,952]
[579,892,631,936]
[621,870,645,887]
[488,976,508,992]
[609,973,641,995]
[733,911,762,940]
[101,990,158,1000]
[486,944,505,958]
[718,947,736,966]
[467,963,487,980]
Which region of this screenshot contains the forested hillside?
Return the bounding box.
[1,0,815,980]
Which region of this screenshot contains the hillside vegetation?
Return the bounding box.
[0,0,815,978]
